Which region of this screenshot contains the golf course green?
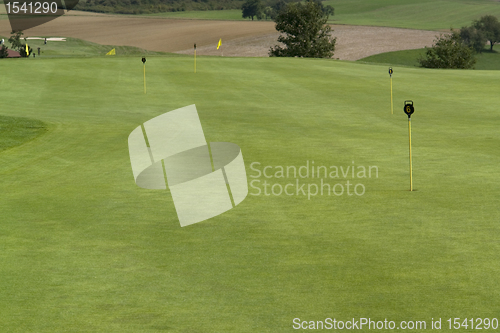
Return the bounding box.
[1,54,499,332]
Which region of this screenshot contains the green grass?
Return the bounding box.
[0,115,48,152]
[2,0,499,28]
[474,50,500,70]
[1,56,500,332]
[142,8,243,20]
[359,48,426,68]
[0,36,169,57]
[324,0,500,30]
[136,0,500,30]
[1,0,500,29]
[0,2,7,18]
[359,47,500,70]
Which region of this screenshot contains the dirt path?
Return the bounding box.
[0,12,440,60]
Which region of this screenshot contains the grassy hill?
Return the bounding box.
[0,36,169,57]
[1,55,499,332]
[324,0,500,30]
[359,48,500,70]
[139,0,500,30]
[2,0,499,29]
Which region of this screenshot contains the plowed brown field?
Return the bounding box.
[0,11,440,60]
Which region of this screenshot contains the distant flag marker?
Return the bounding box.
[217,38,223,56]
[194,43,196,73]
[26,42,29,56]
[142,57,146,94]
[106,48,116,55]
[389,67,393,114]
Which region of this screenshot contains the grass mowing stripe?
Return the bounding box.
[0,115,48,152]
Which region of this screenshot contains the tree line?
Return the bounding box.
[74,0,244,14]
[73,0,298,15]
[241,0,332,21]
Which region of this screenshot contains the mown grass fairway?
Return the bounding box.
[1,56,499,332]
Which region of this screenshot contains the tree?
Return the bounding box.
[309,0,334,16]
[8,31,24,51]
[0,45,8,58]
[473,15,500,51]
[264,6,273,20]
[269,0,336,58]
[269,0,286,19]
[242,0,263,21]
[460,25,487,53]
[323,5,334,17]
[272,0,286,13]
[8,30,32,57]
[418,30,476,69]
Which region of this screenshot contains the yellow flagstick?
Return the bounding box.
[403,100,415,191]
[194,43,196,73]
[390,76,393,114]
[408,117,413,191]
[389,67,393,114]
[142,57,146,94]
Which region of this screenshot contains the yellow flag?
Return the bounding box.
[106,48,116,55]
[217,39,221,50]
[26,42,29,55]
